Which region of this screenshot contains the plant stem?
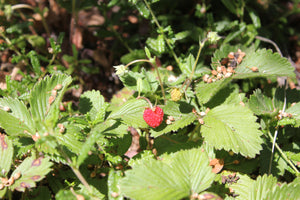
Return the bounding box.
[268,80,287,174]
[143,0,181,67]
[57,145,92,193]
[183,38,207,91]
[267,130,299,174]
[255,36,282,56]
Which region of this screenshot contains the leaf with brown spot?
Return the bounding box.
[10,156,52,192]
[31,157,42,167]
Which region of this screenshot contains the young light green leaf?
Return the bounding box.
[202,104,263,158]
[10,156,53,192]
[150,101,196,137]
[79,90,109,124]
[108,99,148,128]
[179,53,195,75]
[29,74,72,130]
[234,49,295,79]
[28,50,42,76]
[0,134,13,176]
[120,148,215,200]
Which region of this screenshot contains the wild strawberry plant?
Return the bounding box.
[0,0,300,199]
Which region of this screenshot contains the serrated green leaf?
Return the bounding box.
[28,51,42,75]
[150,101,196,137]
[0,134,13,176]
[0,110,33,137]
[179,53,195,75]
[234,49,295,79]
[76,131,102,167]
[202,104,263,158]
[231,174,300,200]
[0,97,35,136]
[120,148,215,200]
[135,0,150,18]
[248,89,275,116]
[249,175,278,200]
[146,35,166,54]
[29,74,72,130]
[79,90,108,124]
[108,99,148,128]
[196,78,232,104]
[228,173,254,200]
[55,130,83,154]
[265,178,300,200]
[10,156,53,192]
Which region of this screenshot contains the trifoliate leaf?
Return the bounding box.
[150,101,196,137]
[120,148,215,200]
[10,156,53,192]
[234,49,295,79]
[202,104,263,158]
[79,90,108,124]
[108,99,148,128]
[248,89,275,116]
[0,134,13,176]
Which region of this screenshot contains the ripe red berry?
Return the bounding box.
[143,106,164,128]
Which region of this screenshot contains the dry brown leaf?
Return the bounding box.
[209,158,224,174]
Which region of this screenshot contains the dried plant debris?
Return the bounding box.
[204,49,246,83]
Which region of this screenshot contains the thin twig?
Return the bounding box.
[267,130,299,174]
[255,36,282,57]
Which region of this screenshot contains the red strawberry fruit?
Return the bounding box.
[143,106,164,128]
